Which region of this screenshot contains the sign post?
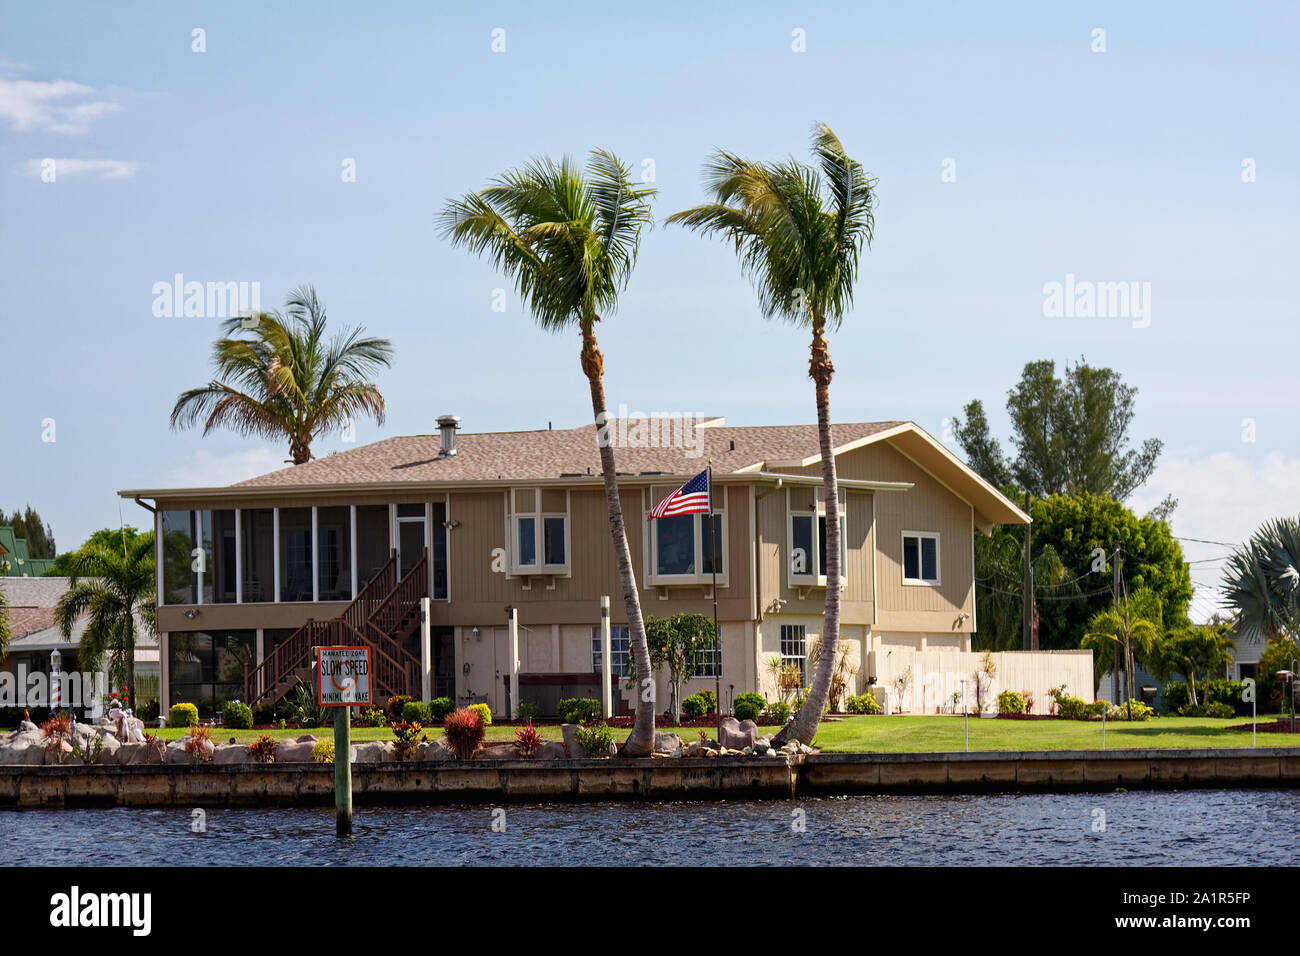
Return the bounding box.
[318,645,372,837]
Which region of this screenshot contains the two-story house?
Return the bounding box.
[119,415,1032,717]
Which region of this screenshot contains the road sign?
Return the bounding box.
[317,646,372,707]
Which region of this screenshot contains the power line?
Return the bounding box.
[1174,536,1237,547]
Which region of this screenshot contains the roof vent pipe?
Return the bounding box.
[436,414,460,457]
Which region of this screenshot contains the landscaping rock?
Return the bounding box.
[164,739,215,764]
[719,717,758,750]
[351,741,394,763]
[0,728,44,765]
[127,740,164,765]
[560,723,581,756]
[276,736,318,763]
[477,741,517,760]
[44,741,74,765]
[533,740,569,761]
[653,731,683,754]
[212,744,250,765]
[421,739,456,762]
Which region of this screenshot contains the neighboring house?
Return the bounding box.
[119,416,1043,717]
[0,526,56,577]
[0,576,160,721]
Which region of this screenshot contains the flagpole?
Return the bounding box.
[709,461,721,743]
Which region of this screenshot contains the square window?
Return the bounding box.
[902,533,939,583]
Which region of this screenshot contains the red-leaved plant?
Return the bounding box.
[185,725,214,763]
[391,721,422,762]
[513,721,543,758]
[442,707,485,760]
[245,734,278,763]
[40,713,72,763]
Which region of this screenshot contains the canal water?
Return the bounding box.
[2,789,1293,866]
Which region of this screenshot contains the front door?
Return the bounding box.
[396,508,425,579]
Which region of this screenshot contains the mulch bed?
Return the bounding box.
[1227,720,1300,734]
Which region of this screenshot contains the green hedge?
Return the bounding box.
[733,692,766,722]
[845,693,881,715]
[402,701,431,725]
[558,698,601,724]
[1161,680,1250,716]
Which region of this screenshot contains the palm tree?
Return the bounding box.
[55,534,157,710]
[667,123,877,744]
[1223,516,1300,642]
[170,285,393,464]
[1148,624,1237,708]
[1082,587,1162,707]
[438,151,659,756]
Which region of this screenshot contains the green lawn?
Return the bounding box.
[154,715,1298,752]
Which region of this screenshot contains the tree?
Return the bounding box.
[972,525,1078,651]
[44,526,148,576]
[54,534,157,710]
[952,358,1166,506]
[439,151,659,756]
[1257,636,1300,715]
[6,506,56,558]
[1222,516,1300,643]
[644,613,717,721]
[668,123,877,745]
[1008,494,1192,654]
[170,285,393,465]
[1081,588,1163,702]
[1147,623,1235,709]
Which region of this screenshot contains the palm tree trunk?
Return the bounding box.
[290,434,311,465]
[581,323,655,757]
[775,321,840,746]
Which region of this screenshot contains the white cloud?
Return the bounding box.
[0,78,121,134]
[1131,450,1300,615]
[164,448,289,488]
[21,158,139,179]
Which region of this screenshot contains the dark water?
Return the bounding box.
[2,790,1293,866]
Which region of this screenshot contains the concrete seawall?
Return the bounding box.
[2,749,1298,808]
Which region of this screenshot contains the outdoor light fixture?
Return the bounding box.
[472,627,480,641]
[184,608,199,619]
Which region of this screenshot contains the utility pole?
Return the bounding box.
[1022,492,1033,651]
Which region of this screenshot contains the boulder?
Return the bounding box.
[719,716,758,751]
[164,738,215,764]
[652,731,683,754]
[44,741,74,765]
[533,740,569,761]
[276,736,318,763]
[211,744,249,765]
[421,738,457,762]
[18,720,38,733]
[0,728,44,764]
[560,723,582,756]
[477,741,517,760]
[127,740,164,765]
[351,741,394,763]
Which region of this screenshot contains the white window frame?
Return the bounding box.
[591,624,631,677]
[780,624,808,684]
[694,634,721,678]
[901,530,941,586]
[645,505,728,587]
[786,487,847,588]
[506,488,570,576]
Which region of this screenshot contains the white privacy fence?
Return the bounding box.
[870,649,1094,715]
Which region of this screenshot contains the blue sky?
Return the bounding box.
[2,1,1297,606]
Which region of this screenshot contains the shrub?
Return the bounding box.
[40,714,72,762]
[221,700,254,730]
[1178,701,1235,719]
[137,699,161,722]
[185,725,213,762]
[846,693,881,715]
[168,703,199,728]
[698,689,717,714]
[252,704,276,726]
[997,690,1027,715]
[359,706,387,727]
[1052,689,1106,720]
[391,721,422,762]
[681,694,708,719]
[443,707,485,760]
[733,692,766,723]
[558,698,602,725]
[386,695,414,721]
[469,702,492,727]
[1106,699,1154,721]
[245,734,278,763]
[428,697,455,721]
[762,701,791,725]
[312,739,335,763]
[574,722,615,758]
[402,701,431,725]
[514,722,543,758]
[516,697,541,722]
[1161,680,1251,717]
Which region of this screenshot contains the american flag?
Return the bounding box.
[648,469,711,520]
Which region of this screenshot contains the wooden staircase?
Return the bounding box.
[243,548,427,710]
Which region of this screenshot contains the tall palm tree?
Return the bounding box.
[438,151,659,756]
[170,285,394,464]
[1082,587,1162,704]
[1223,516,1300,642]
[55,534,157,710]
[667,123,877,744]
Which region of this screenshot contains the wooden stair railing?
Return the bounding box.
[242,547,426,709]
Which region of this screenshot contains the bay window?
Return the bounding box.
[507,488,569,574]
[648,505,726,585]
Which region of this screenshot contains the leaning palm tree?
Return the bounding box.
[55,535,157,710]
[438,151,659,756]
[1223,516,1300,643]
[668,123,877,744]
[170,285,393,464]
